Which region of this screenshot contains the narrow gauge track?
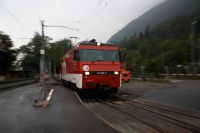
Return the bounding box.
[79,94,200,133]
[0,78,37,90]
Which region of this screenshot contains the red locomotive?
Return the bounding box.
[60,40,121,93]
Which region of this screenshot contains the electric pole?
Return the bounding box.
[35,21,79,105]
[40,20,45,100]
[190,20,200,74]
[39,21,78,87]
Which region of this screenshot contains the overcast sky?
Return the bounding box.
[0,0,165,48]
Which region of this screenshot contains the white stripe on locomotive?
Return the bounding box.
[62,73,82,89]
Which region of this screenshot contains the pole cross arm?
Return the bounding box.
[44,25,79,31]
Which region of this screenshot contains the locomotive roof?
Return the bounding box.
[65,41,119,55]
[76,41,117,46]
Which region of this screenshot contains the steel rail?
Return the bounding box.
[117,96,200,119]
[0,79,37,90]
[100,97,200,132]
[95,98,166,133]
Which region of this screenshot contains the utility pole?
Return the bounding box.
[196,19,200,66]
[191,22,196,65]
[40,22,78,78]
[40,20,45,100]
[190,20,200,74]
[54,56,56,74]
[35,21,78,106]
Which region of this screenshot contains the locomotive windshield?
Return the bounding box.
[79,49,119,62]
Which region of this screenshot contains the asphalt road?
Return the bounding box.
[0,82,118,133]
[120,80,200,111]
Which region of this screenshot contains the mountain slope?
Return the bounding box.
[107,0,200,43]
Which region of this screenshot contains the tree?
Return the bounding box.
[118,13,199,74]
[46,39,71,73]
[18,33,71,74]
[144,59,164,77]
[144,25,150,37]
[123,50,142,73]
[18,32,46,73]
[0,32,16,74]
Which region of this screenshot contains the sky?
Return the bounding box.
[0,0,165,48]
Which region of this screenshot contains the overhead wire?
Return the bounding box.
[32,0,41,22]
[0,1,35,36]
[76,0,113,38]
[0,3,34,47]
[88,0,112,24]
[0,3,25,27]
[31,0,42,37]
[0,19,31,47]
[79,0,104,28]
[77,0,154,42]
[70,0,100,37]
[66,20,81,36]
[76,0,102,26]
[85,0,97,13]
[0,22,21,38]
[0,14,30,38]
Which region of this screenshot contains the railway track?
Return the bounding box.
[0,78,37,90]
[78,94,200,133]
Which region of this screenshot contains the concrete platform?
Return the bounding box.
[0,82,118,133]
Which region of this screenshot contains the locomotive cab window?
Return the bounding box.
[73,50,79,61]
[79,49,119,62]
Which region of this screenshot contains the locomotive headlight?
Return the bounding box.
[114,71,119,75]
[97,42,101,46]
[85,71,90,75]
